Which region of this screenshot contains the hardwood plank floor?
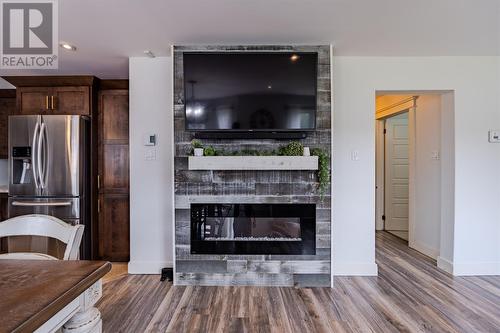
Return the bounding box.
[97,232,500,332]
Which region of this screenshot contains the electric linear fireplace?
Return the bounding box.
[191,204,316,255]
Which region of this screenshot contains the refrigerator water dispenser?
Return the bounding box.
[11,147,33,185]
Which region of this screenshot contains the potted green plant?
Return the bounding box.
[278,141,304,156]
[204,146,216,156]
[191,139,204,156]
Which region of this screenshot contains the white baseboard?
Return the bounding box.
[437,256,453,274]
[409,240,439,260]
[333,262,378,276]
[452,262,500,276]
[437,257,500,276]
[128,261,173,274]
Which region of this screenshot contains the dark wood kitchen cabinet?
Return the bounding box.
[3,76,95,116]
[0,193,7,252]
[0,194,8,221]
[98,85,129,261]
[16,87,51,114]
[0,90,16,159]
[51,86,90,115]
[16,86,90,115]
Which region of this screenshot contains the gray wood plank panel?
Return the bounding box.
[173,45,332,286]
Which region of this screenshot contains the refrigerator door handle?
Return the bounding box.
[11,201,72,207]
[37,122,46,189]
[31,121,40,189]
[42,121,49,188]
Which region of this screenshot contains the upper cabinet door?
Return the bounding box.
[17,87,51,114]
[51,86,90,115]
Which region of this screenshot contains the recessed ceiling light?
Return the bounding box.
[60,42,76,51]
[144,50,156,58]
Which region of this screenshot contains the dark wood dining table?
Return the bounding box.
[0,260,111,333]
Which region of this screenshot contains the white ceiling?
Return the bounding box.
[0,0,499,79]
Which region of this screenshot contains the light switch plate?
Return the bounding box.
[143,134,157,146]
[350,150,360,161]
[488,130,500,143]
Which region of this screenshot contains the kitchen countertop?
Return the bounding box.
[0,185,8,194]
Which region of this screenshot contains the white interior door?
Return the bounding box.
[384,113,409,240]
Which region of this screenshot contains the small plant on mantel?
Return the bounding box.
[203,146,216,156]
[191,139,203,149]
[278,141,304,156]
[190,139,204,156]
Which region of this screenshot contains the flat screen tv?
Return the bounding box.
[183,52,317,138]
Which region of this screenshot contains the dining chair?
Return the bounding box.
[0,214,84,260]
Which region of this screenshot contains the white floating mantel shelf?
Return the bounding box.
[188,156,318,171]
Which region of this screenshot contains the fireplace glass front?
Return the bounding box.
[191,204,315,255]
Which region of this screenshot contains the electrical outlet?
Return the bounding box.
[431,151,440,160]
[145,149,156,161]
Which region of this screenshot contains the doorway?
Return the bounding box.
[375,92,452,263]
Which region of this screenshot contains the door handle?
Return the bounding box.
[43,121,49,187]
[42,121,49,188]
[45,96,49,110]
[32,121,40,189]
[12,201,72,207]
[50,96,55,110]
[37,122,46,188]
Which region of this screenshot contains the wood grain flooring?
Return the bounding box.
[103,262,128,283]
[97,232,500,332]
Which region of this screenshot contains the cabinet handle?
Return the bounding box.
[50,96,55,110]
[45,96,49,110]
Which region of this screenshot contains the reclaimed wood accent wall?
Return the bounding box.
[173,45,332,287]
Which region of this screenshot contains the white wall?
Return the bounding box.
[333,56,500,276]
[438,92,455,271]
[412,95,442,259]
[128,57,174,274]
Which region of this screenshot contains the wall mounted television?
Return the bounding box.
[183,52,318,139]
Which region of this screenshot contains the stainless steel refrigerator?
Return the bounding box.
[7,115,91,259]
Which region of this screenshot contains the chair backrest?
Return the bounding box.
[0,214,84,260]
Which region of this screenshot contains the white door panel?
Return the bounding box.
[393,164,409,179]
[392,184,409,198]
[385,113,409,238]
[393,203,409,218]
[393,145,409,158]
[393,125,408,138]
